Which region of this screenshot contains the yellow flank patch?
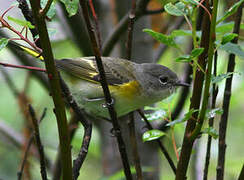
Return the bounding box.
[109,80,141,99]
[21,46,44,60]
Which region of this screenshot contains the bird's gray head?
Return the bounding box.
[134,63,188,101]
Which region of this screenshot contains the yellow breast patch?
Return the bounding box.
[109,80,141,99]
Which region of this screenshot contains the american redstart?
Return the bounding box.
[7,41,189,119]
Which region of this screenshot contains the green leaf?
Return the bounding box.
[142,130,165,142]
[202,127,219,139]
[207,108,223,119]
[144,109,166,121]
[175,48,204,62]
[175,55,191,62]
[211,72,235,84]
[164,2,186,16]
[143,29,179,49]
[60,0,79,17]
[171,29,193,37]
[167,109,198,126]
[7,16,35,29]
[217,0,244,24]
[191,48,204,58]
[182,0,200,5]
[0,38,9,51]
[221,33,238,45]
[219,42,244,59]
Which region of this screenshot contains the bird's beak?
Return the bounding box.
[174,81,190,87]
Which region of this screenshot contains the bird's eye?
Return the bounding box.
[159,76,168,85]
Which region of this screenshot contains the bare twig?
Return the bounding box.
[0,62,46,72]
[88,0,102,52]
[217,2,243,180]
[137,110,176,174]
[238,164,244,180]
[128,112,143,180]
[17,108,47,180]
[40,0,54,17]
[79,0,132,179]
[28,105,48,180]
[203,51,218,180]
[126,1,143,178]
[175,1,211,178]
[102,0,158,56]
[59,78,92,180]
[29,1,73,179]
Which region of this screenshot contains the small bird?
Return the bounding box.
[8,41,189,119]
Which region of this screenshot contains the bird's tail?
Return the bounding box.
[7,40,44,61]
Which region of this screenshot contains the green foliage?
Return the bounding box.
[142,130,166,142]
[211,72,235,84]
[216,22,244,34]
[219,42,244,59]
[175,48,204,62]
[7,16,35,29]
[164,2,189,16]
[221,33,238,45]
[143,29,180,50]
[217,0,244,24]
[206,108,223,119]
[0,38,9,51]
[144,109,166,121]
[202,127,218,139]
[167,109,198,126]
[60,0,79,17]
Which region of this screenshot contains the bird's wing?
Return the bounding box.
[56,57,135,85]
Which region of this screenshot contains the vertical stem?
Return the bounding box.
[217,2,243,180]
[29,1,73,179]
[79,0,132,179]
[175,1,212,179]
[203,51,218,180]
[192,0,218,139]
[128,112,143,180]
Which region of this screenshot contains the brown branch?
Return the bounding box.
[238,164,244,180]
[175,1,211,179]
[29,1,73,179]
[79,0,132,179]
[18,108,47,180]
[59,78,92,180]
[203,51,218,180]
[28,105,48,180]
[102,0,154,56]
[128,112,143,179]
[138,110,176,174]
[217,2,243,180]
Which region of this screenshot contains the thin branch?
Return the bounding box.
[144,8,164,15]
[238,164,244,180]
[28,105,48,180]
[217,2,243,180]
[88,0,102,51]
[175,1,211,178]
[0,62,46,72]
[0,67,19,97]
[40,0,54,17]
[59,78,92,180]
[126,1,142,178]
[128,112,143,180]
[17,134,34,180]
[203,51,218,180]
[79,0,132,179]
[137,110,176,174]
[102,0,152,56]
[29,1,73,179]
